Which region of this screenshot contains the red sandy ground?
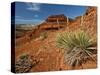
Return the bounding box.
[15,30,97,72]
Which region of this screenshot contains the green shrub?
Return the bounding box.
[56,31,96,68]
[19,54,29,60]
[40,32,47,40]
[15,54,32,73]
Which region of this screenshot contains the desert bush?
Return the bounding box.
[56,31,96,68]
[40,32,47,40]
[15,54,39,73]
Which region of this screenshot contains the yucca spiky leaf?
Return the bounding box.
[56,31,96,67]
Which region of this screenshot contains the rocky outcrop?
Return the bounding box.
[65,7,97,37]
[38,14,69,30]
[82,7,97,37]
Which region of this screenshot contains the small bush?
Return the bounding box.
[19,54,28,60]
[40,32,47,40]
[15,54,39,73]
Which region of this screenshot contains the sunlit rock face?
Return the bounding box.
[38,14,69,30]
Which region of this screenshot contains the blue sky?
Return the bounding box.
[15,2,87,25]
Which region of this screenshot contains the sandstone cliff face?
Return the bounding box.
[38,14,68,30]
[64,7,97,37]
[82,7,97,37]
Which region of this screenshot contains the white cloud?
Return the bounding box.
[27,3,41,11]
[34,14,39,18]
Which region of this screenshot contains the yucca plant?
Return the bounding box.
[56,31,96,69]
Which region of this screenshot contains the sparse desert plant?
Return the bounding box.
[15,54,39,73]
[15,54,33,73]
[56,31,96,69]
[40,32,47,40]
